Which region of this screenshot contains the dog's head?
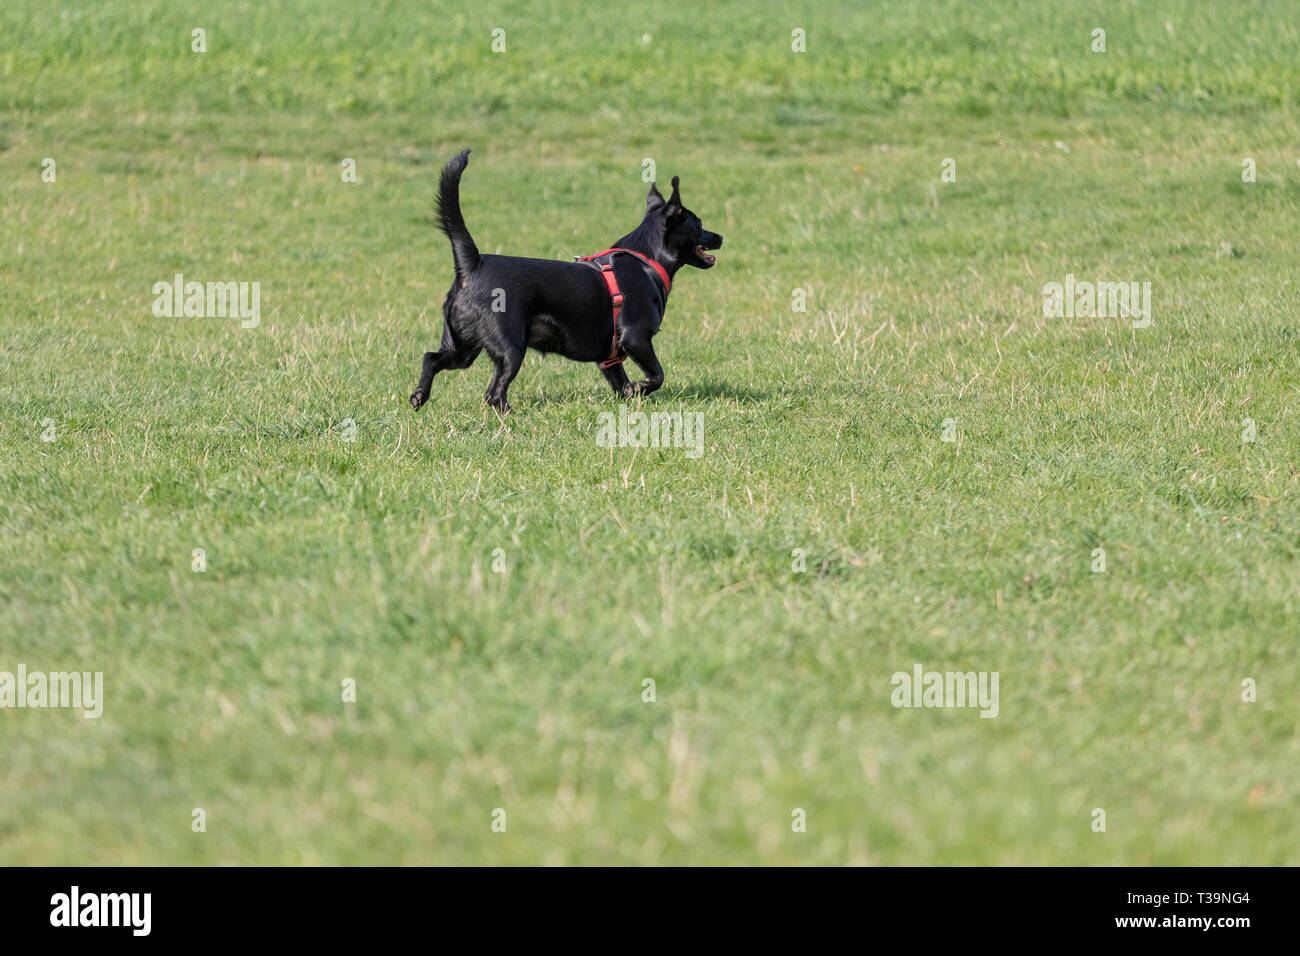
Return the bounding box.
[646,176,723,270]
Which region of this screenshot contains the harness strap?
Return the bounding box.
[574,248,670,369]
[593,261,626,368]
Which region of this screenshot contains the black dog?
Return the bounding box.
[409,149,722,413]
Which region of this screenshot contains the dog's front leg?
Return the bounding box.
[599,362,631,395]
[621,337,664,398]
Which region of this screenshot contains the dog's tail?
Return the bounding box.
[437,148,481,282]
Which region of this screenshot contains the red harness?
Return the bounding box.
[575,248,671,368]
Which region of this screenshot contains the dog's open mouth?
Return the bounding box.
[688,233,722,269]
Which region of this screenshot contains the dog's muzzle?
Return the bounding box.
[692,232,723,267]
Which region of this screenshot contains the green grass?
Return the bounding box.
[1,0,1297,864]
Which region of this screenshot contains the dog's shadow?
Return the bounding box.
[662,380,773,405]
[522,379,774,410]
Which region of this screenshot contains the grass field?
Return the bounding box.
[1,0,1298,865]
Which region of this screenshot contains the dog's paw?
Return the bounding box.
[409,390,428,410]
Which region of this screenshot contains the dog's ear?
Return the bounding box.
[646,182,665,211]
[667,175,681,208]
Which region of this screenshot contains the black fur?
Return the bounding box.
[409,149,723,413]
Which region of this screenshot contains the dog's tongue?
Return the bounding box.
[696,246,715,264]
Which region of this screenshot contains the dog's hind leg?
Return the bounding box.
[484,345,524,414]
[480,314,527,414]
[409,343,481,410]
[409,352,445,409]
[410,308,481,410]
